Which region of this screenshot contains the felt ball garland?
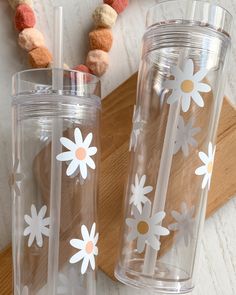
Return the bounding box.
[8,0,129,77]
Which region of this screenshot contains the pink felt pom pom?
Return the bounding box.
[104,0,128,14]
[14,4,36,31]
[73,64,92,73]
[86,50,109,77]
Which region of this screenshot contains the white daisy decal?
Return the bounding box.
[163,59,211,112]
[174,115,201,157]
[23,205,50,247]
[129,174,153,213]
[70,223,99,274]
[195,142,216,190]
[126,202,169,253]
[57,269,84,294]
[56,128,97,179]
[168,202,195,247]
[129,105,143,151]
[9,159,24,196]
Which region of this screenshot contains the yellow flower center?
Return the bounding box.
[207,161,213,174]
[137,221,149,235]
[75,147,86,160]
[181,80,194,93]
[85,241,94,254]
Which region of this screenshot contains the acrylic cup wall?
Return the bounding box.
[12,69,101,295]
[115,1,232,294]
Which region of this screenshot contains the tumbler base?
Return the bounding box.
[115,260,194,294]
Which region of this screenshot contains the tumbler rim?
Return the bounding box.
[146,0,233,37]
[12,68,101,102]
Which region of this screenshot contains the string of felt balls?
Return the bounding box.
[8,0,129,77]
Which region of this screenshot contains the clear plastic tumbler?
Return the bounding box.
[11,69,101,295]
[115,1,232,294]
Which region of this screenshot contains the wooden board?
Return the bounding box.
[1,74,236,294]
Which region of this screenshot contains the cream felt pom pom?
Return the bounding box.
[18,28,45,51]
[93,4,117,28]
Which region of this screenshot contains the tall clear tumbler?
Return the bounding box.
[115,1,232,294]
[12,69,101,295]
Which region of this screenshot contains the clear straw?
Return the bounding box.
[143,0,195,276]
[47,6,63,294]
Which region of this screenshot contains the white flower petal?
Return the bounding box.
[70,250,85,264]
[195,165,207,175]
[127,230,138,242]
[143,185,153,194]
[39,205,47,218]
[168,223,179,231]
[137,236,146,253]
[202,173,209,189]
[199,152,209,164]
[192,91,204,107]
[183,59,194,76]
[167,92,180,105]
[86,157,96,170]
[81,256,90,274]
[56,151,74,161]
[156,225,170,236]
[70,239,84,250]
[182,94,191,112]
[80,161,88,179]
[94,233,99,245]
[81,225,90,241]
[197,82,211,93]
[88,147,97,156]
[74,128,83,145]
[36,231,43,247]
[66,159,79,176]
[142,202,151,218]
[83,133,93,148]
[193,68,208,82]
[60,137,77,151]
[89,254,95,270]
[151,211,166,224]
[147,235,161,251]
[23,226,31,236]
[90,223,96,239]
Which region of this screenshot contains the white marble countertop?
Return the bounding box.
[0,0,235,294]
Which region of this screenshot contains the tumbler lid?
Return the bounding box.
[147,0,232,37]
[12,68,101,106]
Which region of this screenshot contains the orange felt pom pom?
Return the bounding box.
[28,47,52,68]
[104,0,128,14]
[89,28,113,52]
[86,50,109,77]
[14,4,36,31]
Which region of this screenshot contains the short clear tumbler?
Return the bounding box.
[11,69,101,295]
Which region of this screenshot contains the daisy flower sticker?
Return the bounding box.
[195,142,216,190]
[168,202,195,247]
[22,286,28,295]
[70,223,99,274]
[56,128,97,179]
[23,205,50,247]
[126,202,169,253]
[129,174,153,213]
[174,115,201,157]
[9,159,24,197]
[163,59,211,112]
[129,105,143,151]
